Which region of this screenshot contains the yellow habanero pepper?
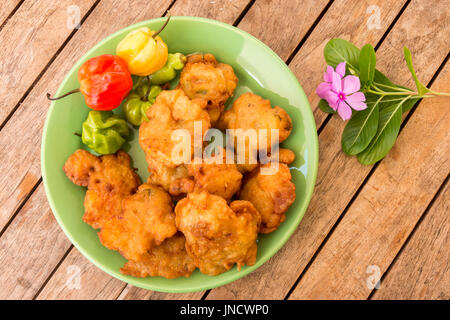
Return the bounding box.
[116,14,171,76]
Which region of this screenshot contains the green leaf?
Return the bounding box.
[357,96,410,165]
[359,44,376,88]
[324,39,361,73]
[318,99,336,114]
[403,47,430,96]
[341,94,380,155]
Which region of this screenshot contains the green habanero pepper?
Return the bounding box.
[148,52,186,85]
[81,110,129,155]
[123,81,162,126]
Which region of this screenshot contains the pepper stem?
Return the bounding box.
[152,11,171,38]
[47,88,81,101]
[143,76,152,101]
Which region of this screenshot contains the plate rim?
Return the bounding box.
[41,16,319,293]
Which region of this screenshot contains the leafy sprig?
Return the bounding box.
[319,39,449,165]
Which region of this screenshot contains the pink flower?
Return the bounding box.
[316,62,367,120]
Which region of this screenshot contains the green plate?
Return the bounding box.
[41,17,318,293]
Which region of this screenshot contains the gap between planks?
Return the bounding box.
[367,173,450,299]
[4,0,404,299]
[284,1,413,298]
[0,0,102,133]
[316,0,411,136]
[3,0,423,300]
[31,0,179,300]
[0,0,24,33]
[30,0,334,300]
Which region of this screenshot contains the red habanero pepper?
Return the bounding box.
[47,54,133,111]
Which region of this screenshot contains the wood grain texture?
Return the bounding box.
[30,0,253,300]
[0,0,173,300]
[0,0,172,235]
[0,185,72,300]
[0,0,22,27]
[36,248,126,300]
[117,285,204,300]
[0,0,332,301]
[289,61,450,299]
[170,0,251,23]
[237,0,330,61]
[288,0,408,128]
[206,0,409,300]
[0,0,96,124]
[372,180,449,300]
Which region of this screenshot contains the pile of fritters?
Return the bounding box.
[63,53,296,278]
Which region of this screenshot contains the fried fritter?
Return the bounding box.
[175,191,260,276]
[277,148,296,165]
[63,149,140,229]
[139,89,211,191]
[234,147,295,173]
[239,163,296,233]
[169,148,242,201]
[147,161,189,192]
[120,233,196,279]
[98,184,177,261]
[178,53,238,124]
[217,92,293,152]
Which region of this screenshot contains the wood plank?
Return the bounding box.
[27,0,253,300]
[288,0,409,128]
[288,61,450,299]
[117,285,204,300]
[116,0,334,300]
[0,0,329,300]
[206,0,409,300]
[0,0,174,300]
[36,248,126,300]
[0,0,172,233]
[0,0,22,27]
[0,0,97,124]
[372,180,449,300]
[207,0,449,299]
[169,0,250,23]
[0,185,72,300]
[237,0,329,61]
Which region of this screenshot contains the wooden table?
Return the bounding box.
[0,0,448,300]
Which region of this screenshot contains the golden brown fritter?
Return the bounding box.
[139,89,211,191]
[120,233,196,279]
[239,163,296,233]
[98,184,177,261]
[234,147,295,173]
[169,148,242,201]
[217,92,293,152]
[146,162,190,192]
[277,148,296,165]
[63,149,140,229]
[178,53,238,124]
[175,191,260,276]
[262,147,296,165]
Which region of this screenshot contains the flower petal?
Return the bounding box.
[325,91,339,111]
[346,92,367,110]
[348,91,366,102]
[336,62,346,77]
[337,101,352,120]
[324,66,334,82]
[316,82,331,99]
[342,75,361,94]
[331,71,342,92]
